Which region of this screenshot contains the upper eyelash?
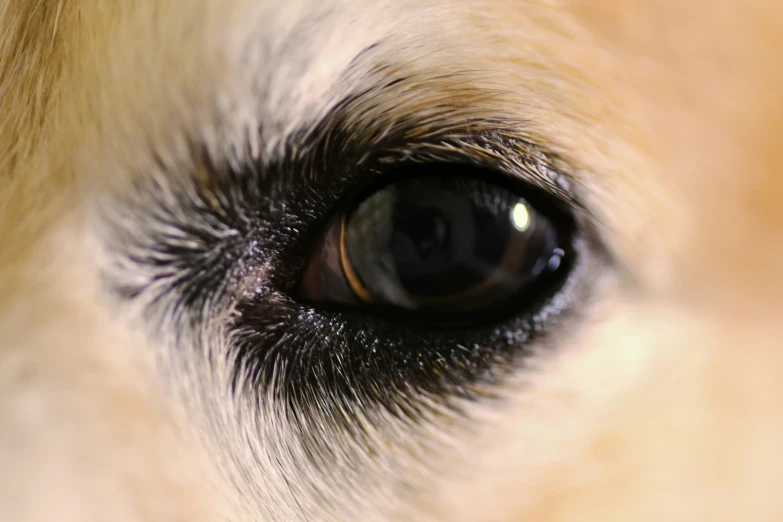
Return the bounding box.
[374,129,578,205]
[258,114,584,209]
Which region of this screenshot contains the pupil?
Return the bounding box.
[388,182,510,298]
[393,208,451,262]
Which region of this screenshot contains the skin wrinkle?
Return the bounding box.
[2,1,783,521]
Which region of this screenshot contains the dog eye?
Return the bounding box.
[300,164,570,324]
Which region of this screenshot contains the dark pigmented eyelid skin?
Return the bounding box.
[231,131,599,411]
[104,110,605,417]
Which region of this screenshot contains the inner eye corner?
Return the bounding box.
[298,160,578,327]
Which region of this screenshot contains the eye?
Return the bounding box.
[300,163,571,324]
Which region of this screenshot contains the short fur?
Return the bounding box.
[2,1,783,521]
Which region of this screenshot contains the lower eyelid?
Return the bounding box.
[231,234,595,408]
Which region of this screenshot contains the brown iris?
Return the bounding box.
[301,171,567,321]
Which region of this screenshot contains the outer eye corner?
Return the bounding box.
[300,162,574,326]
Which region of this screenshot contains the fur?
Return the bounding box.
[2,1,783,521]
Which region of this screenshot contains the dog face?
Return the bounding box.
[2,1,783,520]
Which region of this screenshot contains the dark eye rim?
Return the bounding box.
[218,132,605,407]
[291,160,581,328]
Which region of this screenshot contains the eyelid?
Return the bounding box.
[366,128,581,212]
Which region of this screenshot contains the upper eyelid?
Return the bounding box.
[241,110,584,205]
[370,127,580,208]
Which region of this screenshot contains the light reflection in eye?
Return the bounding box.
[512,201,530,232]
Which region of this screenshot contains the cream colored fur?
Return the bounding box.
[2,1,783,521]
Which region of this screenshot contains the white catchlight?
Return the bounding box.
[511,201,530,231]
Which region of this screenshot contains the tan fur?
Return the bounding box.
[2,1,782,520]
